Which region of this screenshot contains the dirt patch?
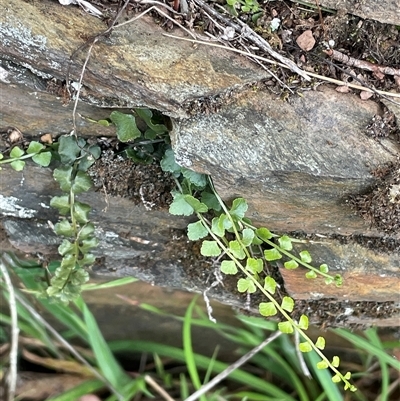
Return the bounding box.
[349,159,400,233]
[88,147,175,210]
[0,224,16,253]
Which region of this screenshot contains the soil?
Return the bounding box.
[91,1,400,91]
[349,160,400,234]
[88,147,175,210]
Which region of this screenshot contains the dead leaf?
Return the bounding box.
[58,0,103,17]
[40,133,53,144]
[0,342,10,356]
[22,348,94,376]
[296,30,315,51]
[8,127,23,143]
[16,372,91,400]
[79,395,102,401]
[373,70,385,80]
[335,85,352,93]
[359,91,373,100]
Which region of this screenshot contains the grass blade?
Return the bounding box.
[1,291,59,355]
[109,340,298,401]
[204,346,219,385]
[183,297,207,401]
[364,328,390,401]
[253,346,310,401]
[180,373,190,400]
[40,301,89,341]
[46,379,105,401]
[82,277,138,291]
[105,377,152,401]
[80,299,131,391]
[334,328,400,370]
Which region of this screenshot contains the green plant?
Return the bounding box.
[160,150,355,392]
[9,136,100,304]
[333,327,400,401]
[226,0,261,15]
[90,108,170,164]
[0,107,170,305]
[44,136,101,304]
[0,269,142,401]
[0,135,101,304]
[0,108,361,393]
[138,298,400,400]
[0,140,52,171]
[2,261,398,400]
[1,108,170,304]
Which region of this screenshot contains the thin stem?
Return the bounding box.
[196,212,354,390]
[264,237,336,281]
[208,178,251,259]
[0,152,37,164]
[0,256,19,401]
[242,220,338,282]
[185,331,282,401]
[162,33,400,103]
[13,291,125,399]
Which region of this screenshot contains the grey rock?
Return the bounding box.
[305,0,400,26]
[0,0,270,118]
[172,86,398,235]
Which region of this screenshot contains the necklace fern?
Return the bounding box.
[162,148,356,392]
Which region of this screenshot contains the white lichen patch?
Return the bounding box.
[0,66,10,83]
[20,61,53,80]
[310,292,325,299]
[389,183,400,203]
[105,231,119,238]
[0,195,37,218]
[344,307,354,316]
[0,16,47,59]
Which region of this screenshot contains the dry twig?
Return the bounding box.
[72,38,98,136]
[324,49,400,81]
[144,375,176,401]
[191,0,311,81]
[162,33,400,101]
[0,254,19,401]
[185,331,282,401]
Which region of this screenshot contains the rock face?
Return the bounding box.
[0,0,270,117]
[171,86,397,235]
[1,0,399,325]
[306,0,400,26]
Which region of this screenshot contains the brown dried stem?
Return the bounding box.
[163,33,400,101]
[324,49,400,81]
[191,0,311,81]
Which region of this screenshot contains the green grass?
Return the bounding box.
[1,261,399,401]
